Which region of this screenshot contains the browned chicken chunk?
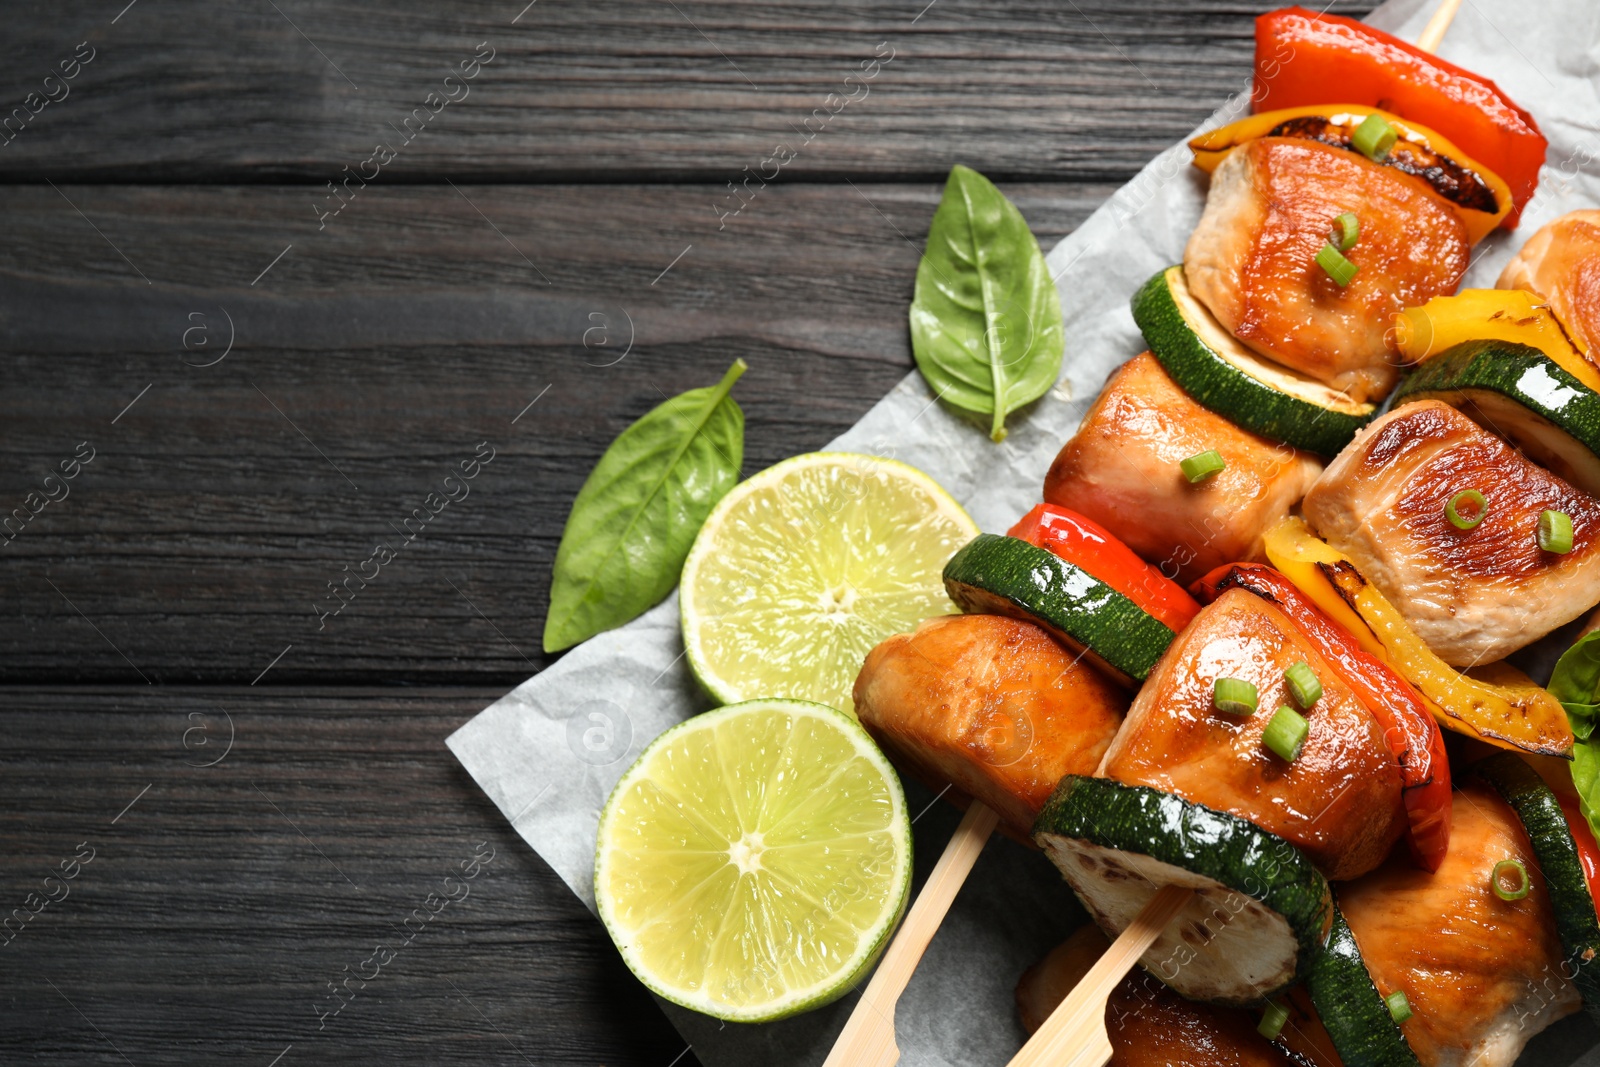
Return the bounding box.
[1499,209,1600,354]
[1303,399,1600,666]
[1339,781,1580,1067]
[1016,925,1332,1067]
[1044,352,1322,588]
[1098,587,1406,881]
[853,613,1127,842]
[1186,137,1470,402]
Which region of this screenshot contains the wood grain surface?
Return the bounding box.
[0,0,1372,183]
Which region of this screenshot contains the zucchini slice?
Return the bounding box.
[1392,339,1600,499]
[1031,775,1332,1006]
[942,533,1173,686]
[1305,906,1421,1067]
[1472,752,1600,1021]
[1132,266,1376,456]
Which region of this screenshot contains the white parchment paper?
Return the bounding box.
[449,2,1600,1062]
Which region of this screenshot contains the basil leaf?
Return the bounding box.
[542,359,745,653]
[1549,629,1600,839]
[909,164,1064,442]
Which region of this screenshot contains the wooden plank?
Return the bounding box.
[0,180,1114,682]
[0,686,701,1066]
[0,0,1373,181]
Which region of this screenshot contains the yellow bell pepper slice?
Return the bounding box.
[1264,517,1574,757]
[1188,104,1513,245]
[1392,288,1600,391]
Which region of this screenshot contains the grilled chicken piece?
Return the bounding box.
[1043,352,1322,588]
[1186,137,1470,403]
[1498,209,1600,354]
[1099,587,1405,881]
[1303,399,1600,666]
[853,613,1127,842]
[1339,781,1580,1067]
[1016,925,1330,1067]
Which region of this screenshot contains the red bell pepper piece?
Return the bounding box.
[1556,791,1600,921]
[1195,562,1452,872]
[1007,504,1200,635]
[1253,6,1547,227]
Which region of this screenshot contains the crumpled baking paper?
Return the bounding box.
[449,1,1600,1062]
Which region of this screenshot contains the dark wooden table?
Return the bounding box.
[0,3,1380,1063]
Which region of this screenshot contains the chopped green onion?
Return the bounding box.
[1258,999,1289,1040]
[1263,705,1309,763]
[1385,990,1412,1023]
[1492,858,1531,901]
[1284,661,1322,708]
[1181,449,1226,484]
[1214,677,1260,716]
[1315,243,1360,287]
[1539,509,1574,553]
[1352,113,1398,162]
[1446,489,1487,530]
[1331,212,1360,251]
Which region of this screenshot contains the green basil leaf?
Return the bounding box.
[909,164,1064,442]
[1550,629,1600,839]
[542,360,746,653]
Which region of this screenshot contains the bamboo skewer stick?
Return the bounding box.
[821,801,1000,1067]
[1416,0,1465,54]
[1003,885,1195,1067]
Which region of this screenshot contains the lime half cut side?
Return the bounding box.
[594,699,913,1022]
[680,452,978,715]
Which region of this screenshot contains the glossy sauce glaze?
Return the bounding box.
[853,613,1127,842]
[1186,138,1469,402]
[1099,588,1405,881]
[1044,352,1321,588]
[1339,782,1580,1067]
[1304,399,1600,665]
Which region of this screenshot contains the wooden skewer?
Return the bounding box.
[1003,884,1195,1067]
[821,801,1000,1067]
[1416,0,1464,54]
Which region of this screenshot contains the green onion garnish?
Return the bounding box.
[1284,661,1322,708]
[1539,509,1574,553]
[1257,999,1289,1040]
[1315,243,1359,287]
[1446,489,1487,530]
[1263,705,1309,763]
[1331,212,1359,251]
[1353,113,1398,162]
[1385,990,1412,1023]
[1181,449,1226,484]
[1492,858,1531,901]
[1214,677,1259,716]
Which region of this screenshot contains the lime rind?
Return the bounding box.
[679,452,979,714]
[594,699,914,1022]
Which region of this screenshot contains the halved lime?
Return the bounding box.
[594,699,913,1021]
[680,452,978,714]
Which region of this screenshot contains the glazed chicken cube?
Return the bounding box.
[1098,587,1406,881]
[1499,208,1600,354]
[1186,137,1470,402]
[853,613,1127,842]
[1339,781,1580,1067]
[1302,399,1600,666]
[1044,351,1322,588]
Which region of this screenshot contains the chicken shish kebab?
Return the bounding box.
[854,12,1600,1062]
[1499,210,1600,355]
